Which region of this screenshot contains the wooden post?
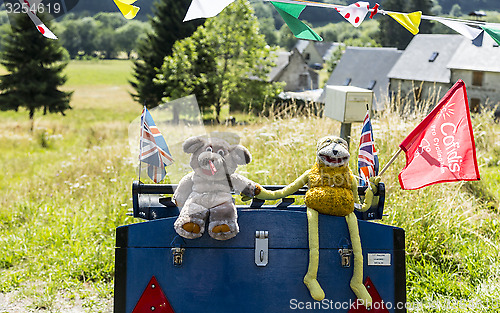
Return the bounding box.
[340,122,352,147]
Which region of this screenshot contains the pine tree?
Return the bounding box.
[0,12,72,124]
[130,0,202,108]
[407,0,434,35]
[377,0,434,49]
[377,0,409,49]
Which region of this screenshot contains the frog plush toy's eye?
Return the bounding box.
[206,146,213,152]
[336,138,348,147]
[217,149,225,157]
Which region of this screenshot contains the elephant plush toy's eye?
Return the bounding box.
[217,149,225,157]
[206,146,213,152]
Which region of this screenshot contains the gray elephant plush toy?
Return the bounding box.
[173,135,262,240]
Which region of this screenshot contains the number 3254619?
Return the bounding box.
[5,2,61,14]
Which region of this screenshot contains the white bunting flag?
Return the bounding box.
[438,19,483,41]
[18,0,58,39]
[184,0,235,21]
[338,1,370,27]
[34,22,58,39]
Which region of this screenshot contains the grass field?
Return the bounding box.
[0,60,500,312]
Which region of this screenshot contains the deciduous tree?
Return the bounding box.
[156,0,282,122]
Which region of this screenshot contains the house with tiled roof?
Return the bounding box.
[267,48,319,91]
[294,40,342,67]
[319,46,402,110]
[388,34,500,112]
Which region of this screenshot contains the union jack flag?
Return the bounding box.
[358,111,379,187]
[140,107,174,183]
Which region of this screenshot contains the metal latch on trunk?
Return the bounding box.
[171,247,185,267]
[255,231,269,267]
[338,247,353,268]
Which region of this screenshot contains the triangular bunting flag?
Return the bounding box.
[132,276,175,313]
[387,11,422,35]
[21,0,58,39]
[270,1,323,41]
[339,1,370,27]
[115,0,138,4]
[347,277,389,312]
[472,30,484,47]
[184,0,235,21]
[113,0,140,19]
[35,23,58,40]
[438,19,482,41]
[481,26,500,46]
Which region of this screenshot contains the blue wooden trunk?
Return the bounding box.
[114,182,405,312]
[114,206,405,312]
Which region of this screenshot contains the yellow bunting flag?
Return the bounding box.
[387,11,422,35]
[114,0,140,19]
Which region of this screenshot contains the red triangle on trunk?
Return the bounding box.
[132,276,175,313]
[347,277,390,313]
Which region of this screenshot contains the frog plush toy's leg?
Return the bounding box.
[303,207,326,301]
[345,212,372,308]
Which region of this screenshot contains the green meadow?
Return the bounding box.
[0,60,499,312]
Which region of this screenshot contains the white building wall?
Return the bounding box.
[451,69,500,109]
[389,79,450,107]
[277,52,316,91]
[302,44,323,65]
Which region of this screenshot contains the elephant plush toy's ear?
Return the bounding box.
[183,136,207,154]
[231,145,252,165]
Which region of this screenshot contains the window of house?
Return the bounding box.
[367,80,376,90]
[304,53,310,61]
[472,71,484,86]
[343,78,351,86]
[429,52,439,62]
[470,98,481,112]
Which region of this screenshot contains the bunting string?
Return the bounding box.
[264,0,500,27]
[184,0,500,45]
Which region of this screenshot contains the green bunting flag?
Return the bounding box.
[481,26,500,46]
[270,1,323,41]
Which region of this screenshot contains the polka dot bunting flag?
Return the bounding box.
[338,1,370,27]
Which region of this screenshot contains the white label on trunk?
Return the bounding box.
[368,253,391,266]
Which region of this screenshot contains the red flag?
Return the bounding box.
[398,80,480,190]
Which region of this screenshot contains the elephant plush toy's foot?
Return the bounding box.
[208,221,239,240]
[303,275,325,301]
[182,222,201,234]
[350,282,372,308]
[174,217,205,239]
[211,224,231,233]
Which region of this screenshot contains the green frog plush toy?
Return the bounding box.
[256,135,380,308]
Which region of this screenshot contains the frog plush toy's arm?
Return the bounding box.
[352,176,381,212]
[255,170,311,200]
